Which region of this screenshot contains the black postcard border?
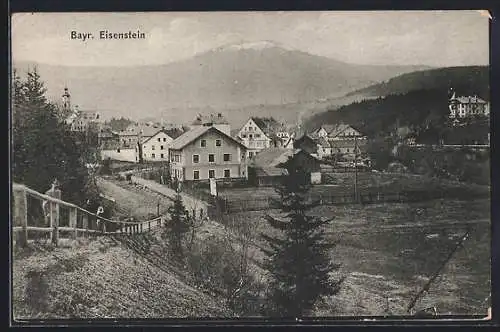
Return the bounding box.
[5,0,500,329]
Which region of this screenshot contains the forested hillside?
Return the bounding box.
[345,66,489,99]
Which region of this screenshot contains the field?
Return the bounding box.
[223,198,491,316]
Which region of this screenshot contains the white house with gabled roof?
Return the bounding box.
[169,125,248,182]
[141,129,174,162]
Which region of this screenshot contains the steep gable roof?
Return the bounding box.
[251,117,281,136]
[141,129,174,144]
[169,126,246,150]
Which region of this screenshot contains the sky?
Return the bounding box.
[11,11,490,67]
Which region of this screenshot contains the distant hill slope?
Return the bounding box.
[12,41,430,124]
[346,66,489,99]
[304,66,490,138]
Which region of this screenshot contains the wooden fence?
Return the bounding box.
[213,189,490,214]
[12,183,165,248]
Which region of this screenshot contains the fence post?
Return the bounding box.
[70,207,78,240]
[51,201,60,246]
[82,214,89,237]
[13,187,28,248]
[140,223,143,233]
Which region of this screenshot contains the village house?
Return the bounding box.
[293,134,332,160]
[248,148,322,186]
[65,107,102,132]
[309,123,368,158]
[236,117,291,159]
[169,125,248,183]
[449,92,490,119]
[117,123,161,148]
[140,129,175,162]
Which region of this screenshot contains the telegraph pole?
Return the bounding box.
[354,135,359,203]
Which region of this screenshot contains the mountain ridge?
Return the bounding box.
[13,43,432,125]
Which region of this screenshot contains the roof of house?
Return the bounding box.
[169,125,246,150]
[251,117,282,136]
[140,129,174,144]
[191,113,229,125]
[254,167,289,177]
[119,124,161,137]
[454,95,488,104]
[450,94,487,104]
[251,148,296,168]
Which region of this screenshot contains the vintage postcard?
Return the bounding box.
[10,11,491,322]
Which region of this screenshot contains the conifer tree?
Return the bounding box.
[12,67,90,204]
[261,167,344,317]
[165,193,190,260]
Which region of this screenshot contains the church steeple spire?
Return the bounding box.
[62,86,71,111]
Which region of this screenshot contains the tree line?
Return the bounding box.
[12,67,106,211]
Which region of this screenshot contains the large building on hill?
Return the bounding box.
[449,92,490,119]
[169,125,248,183]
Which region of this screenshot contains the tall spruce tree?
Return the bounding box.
[261,167,343,317]
[12,67,90,204]
[165,193,190,260]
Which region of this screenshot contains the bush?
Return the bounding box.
[186,235,261,316]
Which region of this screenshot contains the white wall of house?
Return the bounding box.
[142,131,173,162]
[101,148,138,163]
[170,130,247,182]
[237,118,272,157]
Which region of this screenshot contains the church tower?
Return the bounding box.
[62,86,71,111]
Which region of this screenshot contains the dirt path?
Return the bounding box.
[130,175,209,214]
[96,177,172,220]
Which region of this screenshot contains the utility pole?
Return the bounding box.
[354,135,359,203]
[157,196,160,217]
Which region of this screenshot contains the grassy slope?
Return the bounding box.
[226,198,491,316]
[12,236,231,319]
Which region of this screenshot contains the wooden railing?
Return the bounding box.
[12,183,164,248]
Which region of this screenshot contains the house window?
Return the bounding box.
[171,155,175,162]
[255,134,261,138]
[201,139,206,147]
[241,134,247,138]
[209,170,215,178]
[152,145,155,150]
[160,145,164,150]
[143,145,146,149]
[224,169,230,178]
[152,153,155,159]
[193,170,200,180]
[224,153,231,162]
[193,154,199,163]
[175,155,180,162]
[249,151,254,158]
[163,138,166,142]
[117,148,121,153]
[161,154,164,159]
[249,134,253,139]
[215,139,222,147]
[209,154,215,163]
[158,138,161,142]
